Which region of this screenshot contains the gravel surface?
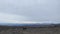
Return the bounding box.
[0,26,60,34]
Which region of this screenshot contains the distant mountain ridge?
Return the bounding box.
[0,23,60,27]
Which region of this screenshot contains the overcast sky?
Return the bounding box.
[0,0,60,24]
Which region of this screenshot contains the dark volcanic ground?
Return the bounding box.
[0,26,60,34]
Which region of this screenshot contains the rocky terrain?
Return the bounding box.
[0,25,60,34]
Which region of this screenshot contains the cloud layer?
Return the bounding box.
[0,0,60,24]
[0,12,29,23]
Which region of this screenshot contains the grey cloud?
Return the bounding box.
[0,0,60,22]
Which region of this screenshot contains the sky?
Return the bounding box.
[0,0,60,24]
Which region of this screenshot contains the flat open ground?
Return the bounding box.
[0,26,60,34]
